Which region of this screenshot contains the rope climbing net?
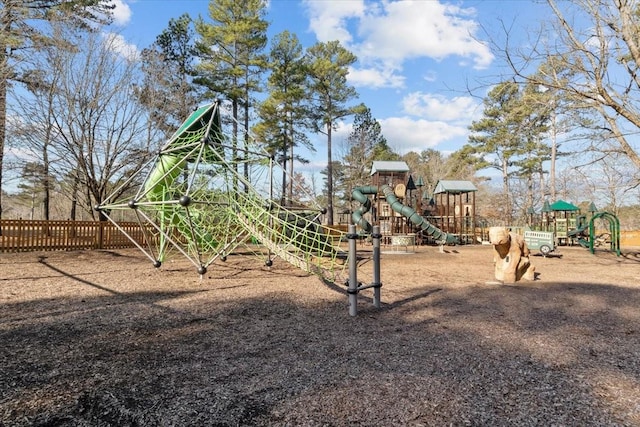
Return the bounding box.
[98,101,348,282]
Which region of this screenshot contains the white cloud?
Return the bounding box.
[379,116,469,153]
[110,0,132,26]
[303,0,494,88]
[423,70,438,82]
[384,93,480,153]
[356,1,493,69]
[348,66,404,89]
[103,32,139,61]
[401,92,480,122]
[304,0,364,45]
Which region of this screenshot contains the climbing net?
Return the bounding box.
[98,101,348,281]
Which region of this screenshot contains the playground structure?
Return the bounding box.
[528,200,621,256]
[350,161,458,248]
[568,211,621,256]
[97,101,350,282]
[428,180,478,244]
[351,184,455,246]
[96,103,459,315]
[523,230,556,256]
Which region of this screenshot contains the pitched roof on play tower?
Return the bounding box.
[433,180,478,194]
[370,161,410,175]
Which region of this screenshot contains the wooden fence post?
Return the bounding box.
[96,222,104,250]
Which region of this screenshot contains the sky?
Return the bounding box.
[106,0,548,175]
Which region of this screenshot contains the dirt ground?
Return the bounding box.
[1,243,640,426]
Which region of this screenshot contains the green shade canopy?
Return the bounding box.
[542,200,551,213]
[550,199,580,211]
[588,202,598,213]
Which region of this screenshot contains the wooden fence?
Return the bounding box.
[1,219,638,254]
[0,220,150,253]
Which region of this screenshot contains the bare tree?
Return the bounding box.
[46,32,156,220]
[7,21,78,220]
[0,0,114,224]
[502,0,640,181]
[340,107,388,203]
[9,89,58,220]
[574,150,639,215]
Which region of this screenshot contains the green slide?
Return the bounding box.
[351,186,378,232]
[351,185,456,244]
[567,214,590,248]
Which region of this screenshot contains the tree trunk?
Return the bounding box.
[502,157,511,224]
[550,110,557,201]
[288,116,294,205]
[538,167,545,207]
[70,171,79,221]
[527,174,534,224]
[281,145,287,206]
[0,42,6,230]
[232,98,238,196]
[43,137,51,221]
[326,122,333,226]
[243,99,249,192]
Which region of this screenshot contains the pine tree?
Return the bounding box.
[195,0,268,190]
[466,81,551,223]
[343,107,387,192]
[467,81,527,223]
[254,31,311,206]
[305,40,361,225]
[138,13,200,137]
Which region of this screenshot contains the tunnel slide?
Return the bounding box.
[351,185,456,245]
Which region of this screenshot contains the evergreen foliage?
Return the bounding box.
[305,40,361,225]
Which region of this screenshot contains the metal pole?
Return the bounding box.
[348,224,358,316]
[372,225,381,308]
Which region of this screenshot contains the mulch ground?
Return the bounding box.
[1,244,640,426]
